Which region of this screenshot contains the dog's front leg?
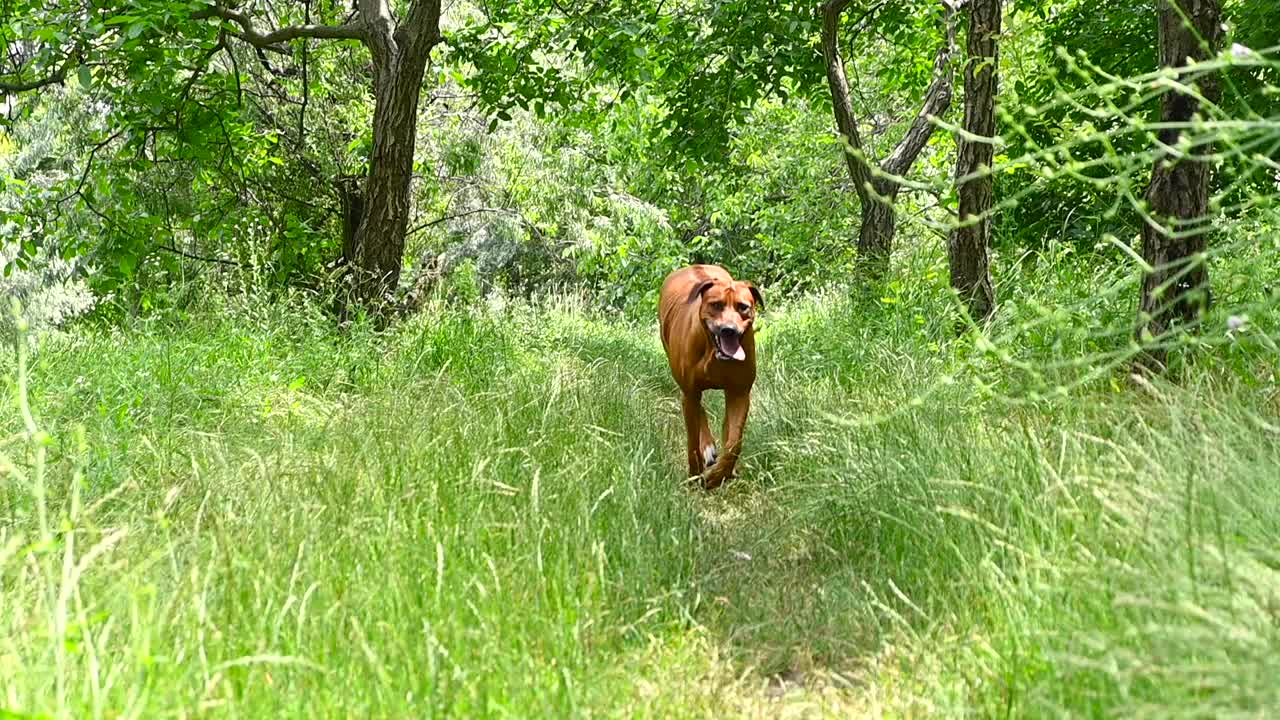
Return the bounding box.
[703,390,750,489]
[681,391,707,477]
[698,405,716,469]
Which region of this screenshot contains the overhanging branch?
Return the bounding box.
[406,206,515,236]
[880,3,959,178]
[0,53,80,93]
[158,243,246,267]
[193,5,365,51]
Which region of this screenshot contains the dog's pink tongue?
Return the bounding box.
[721,334,745,361]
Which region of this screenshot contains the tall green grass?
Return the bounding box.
[3,243,1279,717]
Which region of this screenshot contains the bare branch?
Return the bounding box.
[821,0,872,202]
[299,0,312,147]
[176,40,227,128]
[158,243,247,267]
[406,206,514,236]
[56,129,127,207]
[194,5,365,50]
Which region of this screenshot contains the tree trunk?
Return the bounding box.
[335,0,442,318]
[858,179,898,275]
[349,55,430,307]
[948,0,999,322]
[338,175,365,269]
[821,0,957,280]
[1136,0,1221,361]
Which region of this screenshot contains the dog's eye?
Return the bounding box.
[711,301,726,311]
[736,303,751,314]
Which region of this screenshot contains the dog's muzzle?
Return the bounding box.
[712,326,746,362]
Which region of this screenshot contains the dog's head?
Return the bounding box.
[688,276,763,362]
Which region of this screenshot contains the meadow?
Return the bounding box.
[4,242,1279,718]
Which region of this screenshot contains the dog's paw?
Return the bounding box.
[701,467,730,490]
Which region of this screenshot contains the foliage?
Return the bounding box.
[404,95,859,314]
[0,89,96,336]
[1,0,1276,316]
[997,0,1280,249]
[2,0,374,303]
[456,0,951,163]
[579,97,863,309]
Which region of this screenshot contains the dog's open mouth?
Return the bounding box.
[713,331,746,362]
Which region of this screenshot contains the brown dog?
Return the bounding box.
[658,265,762,489]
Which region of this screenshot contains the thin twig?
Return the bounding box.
[157,244,246,267]
[407,206,518,236]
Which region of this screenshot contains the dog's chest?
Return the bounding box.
[696,355,756,391]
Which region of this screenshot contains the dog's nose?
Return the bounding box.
[718,326,739,339]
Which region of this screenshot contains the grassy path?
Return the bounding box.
[3,293,1279,717]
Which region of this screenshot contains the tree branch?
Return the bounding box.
[406,206,514,236]
[398,0,444,57]
[821,0,872,203]
[357,0,398,68]
[194,5,365,50]
[299,0,312,147]
[880,3,959,177]
[55,129,127,207]
[158,244,247,267]
[221,33,244,108]
[0,53,80,93]
[176,40,227,129]
[845,0,890,35]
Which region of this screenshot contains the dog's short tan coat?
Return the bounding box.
[658,265,762,489]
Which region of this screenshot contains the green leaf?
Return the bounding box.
[77,65,92,91]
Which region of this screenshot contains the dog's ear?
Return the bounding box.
[687,279,715,304]
[744,282,764,310]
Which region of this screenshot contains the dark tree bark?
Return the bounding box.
[338,175,365,270]
[821,0,958,278]
[345,0,442,312]
[1136,0,1221,361]
[948,0,999,322]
